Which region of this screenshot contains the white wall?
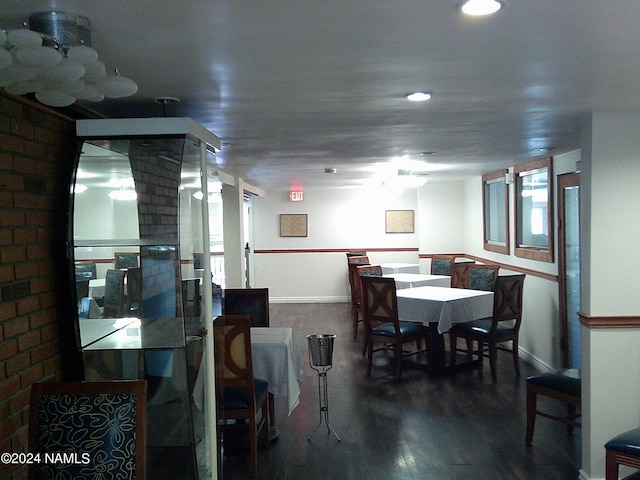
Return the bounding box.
[253,187,423,301]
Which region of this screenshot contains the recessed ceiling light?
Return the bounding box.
[538,146,556,153]
[405,92,432,102]
[324,168,337,174]
[460,0,503,16]
[420,151,436,156]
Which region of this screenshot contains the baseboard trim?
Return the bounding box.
[270,296,350,304]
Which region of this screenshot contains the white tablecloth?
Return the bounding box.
[396,286,494,334]
[380,262,420,275]
[193,327,303,416]
[250,327,304,416]
[88,278,105,298]
[385,273,450,289]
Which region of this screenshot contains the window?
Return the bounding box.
[482,169,509,254]
[514,157,554,262]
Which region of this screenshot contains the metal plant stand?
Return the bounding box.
[307,334,341,442]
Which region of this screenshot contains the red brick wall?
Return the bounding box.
[0,94,79,480]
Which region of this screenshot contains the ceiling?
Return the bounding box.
[2,1,639,191]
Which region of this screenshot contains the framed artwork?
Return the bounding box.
[280,214,308,237]
[385,210,414,234]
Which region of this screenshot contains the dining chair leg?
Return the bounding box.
[394,343,402,381]
[366,341,373,376]
[249,419,258,476]
[488,341,498,382]
[605,450,620,480]
[449,333,458,374]
[512,339,521,376]
[525,386,537,444]
[567,403,577,433]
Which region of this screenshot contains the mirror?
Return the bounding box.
[482,169,509,254]
[514,157,554,262]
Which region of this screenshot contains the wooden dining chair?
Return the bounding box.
[126,266,142,316]
[526,368,581,445]
[360,275,430,381]
[346,250,367,259]
[223,288,270,327]
[468,264,500,291]
[74,261,96,280]
[355,264,383,345]
[29,380,147,480]
[213,315,270,476]
[451,263,499,290]
[449,274,525,381]
[114,252,138,269]
[605,427,640,480]
[430,254,457,276]
[103,269,126,317]
[347,256,370,338]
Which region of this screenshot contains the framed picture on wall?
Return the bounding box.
[385,210,414,234]
[280,214,308,237]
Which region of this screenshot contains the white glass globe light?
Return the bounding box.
[1,62,38,82]
[4,79,44,95]
[83,60,106,82]
[15,46,62,68]
[35,89,76,107]
[40,58,85,82]
[96,71,138,98]
[0,49,12,70]
[67,45,99,65]
[7,29,43,48]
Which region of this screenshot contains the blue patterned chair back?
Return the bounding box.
[75,262,96,280]
[115,253,138,269]
[103,269,126,317]
[29,380,147,480]
[357,265,383,277]
[469,265,500,291]
[431,257,452,276]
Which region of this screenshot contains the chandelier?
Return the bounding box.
[0,12,138,107]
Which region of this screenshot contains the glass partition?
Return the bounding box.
[70,118,221,480]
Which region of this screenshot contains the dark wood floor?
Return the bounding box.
[221,302,581,479]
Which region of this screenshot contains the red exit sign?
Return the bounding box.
[289,191,304,202]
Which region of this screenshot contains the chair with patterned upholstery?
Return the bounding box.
[29,380,147,480]
[449,274,525,381]
[360,275,431,381]
[103,269,126,318]
[347,256,370,339]
[114,252,138,270]
[74,261,96,280]
[346,251,367,259]
[126,267,142,316]
[213,315,270,476]
[430,255,456,276]
[525,368,581,444]
[468,264,500,291]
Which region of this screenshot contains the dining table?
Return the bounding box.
[384,273,450,289]
[396,285,494,372]
[380,262,420,275]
